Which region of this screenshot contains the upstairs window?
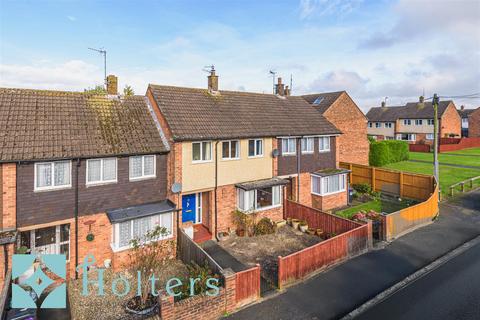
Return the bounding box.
[87,158,117,185]
[311,174,346,196]
[281,138,296,155]
[319,137,331,152]
[301,137,314,154]
[427,119,434,125]
[385,122,393,128]
[368,122,373,128]
[248,139,263,157]
[222,140,240,160]
[35,161,71,191]
[375,122,381,128]
[129,155,156,180]
[403,119,412,125]
[415,119,423,125]
[192,141,212,162]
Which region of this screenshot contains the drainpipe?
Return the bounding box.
[214,141,220,241]
[296,137,302,201]
[74,159,80,279]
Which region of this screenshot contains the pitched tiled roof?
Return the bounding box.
[301,91,345,114]
[366,101,454,121]
[0,88,168,162]
[457,108,477,118]
[149,85,341,141]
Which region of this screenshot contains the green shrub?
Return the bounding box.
[254,218,275,235]
[369,140,409,166]
[353,183,372,194]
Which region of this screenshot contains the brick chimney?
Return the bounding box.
[284,85,290,96]
[207,67,218,92]
[275,77,285,96]
[106,75,118,95]
[381,101,386,108]
[461,105,465,111]
[419,96,424,103]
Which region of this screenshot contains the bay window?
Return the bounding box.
[281,138,296,155]
[311,174,346,196]
[237,186,282,212]
[34,161,71,191]
[87,158,117,185]
[129,155,156,180]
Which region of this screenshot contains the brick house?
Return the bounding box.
[146,70,348,240]
[302,91,369,165]
[366,97,461,144]
[458,106,480,138]
[0,79,175,282]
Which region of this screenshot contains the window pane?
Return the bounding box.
[237,189,245,211]
[19,231,31,251]
[312,176,321,194]
[256,140,262,156]
[192,143,201,161]
[322,177,328,194]
[119,222,131,247]
[222,141,230,159]
[130,156,142,178]
[202,142,211,160]
[273,186,281,205]
[256,187,273,209]
[247,190,255,211]
[60,224,70,242]
[144,155,155,176]
[60,243,69,260]
[35,226,56,247]
[248,140,255,156]
[162,213,173,235]
[325,137,330,150]
[54,161,70,186]
[231,141,239,158]
[88,160,101,182]
[36,163,52,188]
[289,138,296,153]
[103,158,117,181]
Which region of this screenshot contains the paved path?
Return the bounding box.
[355,239,480,320]
[408,159,480,169]
[202,240,247,272]
[229,190,480,320]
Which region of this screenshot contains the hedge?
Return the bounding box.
[369,140,409,166]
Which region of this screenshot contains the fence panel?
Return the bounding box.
[409,144,431,152]
[235,265,260,306]
[439,137,480,152]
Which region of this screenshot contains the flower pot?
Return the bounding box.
[236,229,246,237]
[307,228,316,235]
[276,220,287,228]
[286,217,292,226]
[316,229,324,237]
[299,224,308,232]
[291,219,300,229]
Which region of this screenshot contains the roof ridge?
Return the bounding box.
[149,83,289,97]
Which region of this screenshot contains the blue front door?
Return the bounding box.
[182,194,196,223]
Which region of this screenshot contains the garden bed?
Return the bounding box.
[219,225,322,284]
[68,259,188,320]
[335,198,413,219]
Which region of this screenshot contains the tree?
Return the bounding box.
[123,85,134,96]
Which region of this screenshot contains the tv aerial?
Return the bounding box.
[88,47,107,87]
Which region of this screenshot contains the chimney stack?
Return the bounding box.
[284,85,290,96]
[275,77,285,96]
[419,96,424,103]
[107,75,118,95]
[381,101,386,108]
[461,105,465,111]
[207,67,218,92]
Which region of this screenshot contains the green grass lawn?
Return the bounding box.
[409,151,480,167]
[383,161,480,197]
[335,199,411,219]
[444,147,480,156]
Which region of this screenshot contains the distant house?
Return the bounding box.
[467,107,480,138]
[302,91,369,165]
[457,106,478,137]
[366,97,461,144]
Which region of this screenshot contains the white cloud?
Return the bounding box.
[299,0,362,19]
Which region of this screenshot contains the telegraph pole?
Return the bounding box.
[432,93,440,191]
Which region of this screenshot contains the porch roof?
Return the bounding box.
[106,200,176,223]
[235,177,289,191]
[311,168,350,177]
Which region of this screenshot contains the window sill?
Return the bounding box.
[221,158,240,161]
[311,189,346,197]
[86,180,118,187]
[34,185,72,193]
[301,151,314,155]
[238,204,282,214]
[110,234,173,253]
[247,155,264,159]
[318,150,331,153]
[281,153,296,157]
[191,160,213,164]
[129,175,156,182]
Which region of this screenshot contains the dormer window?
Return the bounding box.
[313,97,324,105]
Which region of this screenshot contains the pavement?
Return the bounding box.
[354,239,480,320]
[229,190,480,320]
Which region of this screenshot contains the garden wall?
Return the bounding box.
[409,144,430,153]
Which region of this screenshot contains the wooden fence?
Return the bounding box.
[339,162,434,201]
[439,137,480,152]
[409,144,431,153]
[0,270,11,320]
[177,229,224,276]
[235,265,261,307]
[278,200,370,289]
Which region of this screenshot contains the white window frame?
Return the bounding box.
[368,122,373,128]
[221,140,240,160]
[301,137,314,154]
[248,139,264,158]
[319,137,331,152]
[111,212,174,252]
[19,224,70,261]
[86,158,118,186]
[396,133,416,141]
[192,141,213,163]
[385,122,393,128]
[281,138,297,155]
[375,122,381,128]
[129,155,156,181]
[237,186,282,213]
[427,119,434,125]
[426,133,434,140]
[403,119,411,125]
[415,119,423,126]
[311,174,346,196]
[34,161,72,191]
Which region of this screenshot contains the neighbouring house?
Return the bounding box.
[468,107,480,138]
[366,97,461,144]
[146,71,347,241]
[302,91,369,165]
[0,76,175,284]
[458,106,480,137]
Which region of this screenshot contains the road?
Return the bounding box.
[355,240,480,320]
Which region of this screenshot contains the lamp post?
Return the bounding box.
[433,93,440,192]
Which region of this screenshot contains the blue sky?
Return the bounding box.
[1,0,479,110]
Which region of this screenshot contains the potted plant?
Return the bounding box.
[126,226,175,316]
[307,228,316,235]
[299,220,308,232]
[291,219,300,229]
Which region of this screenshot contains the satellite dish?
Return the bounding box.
[271,149,279,158]
[171,182,182,194]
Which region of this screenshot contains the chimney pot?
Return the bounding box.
[107,75,118,95]
[419,96,424,103]
[381,101,386,108]
[207,68,218,92]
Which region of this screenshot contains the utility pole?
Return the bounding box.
[432,93,440,191]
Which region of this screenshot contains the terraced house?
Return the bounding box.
[366,97,461,143]
[0,79,175,282]
[147,70,348,242]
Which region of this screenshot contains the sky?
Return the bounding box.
[1,0,479,111]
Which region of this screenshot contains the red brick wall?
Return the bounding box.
[440,103,461,138]
[323,93,369,165]
[297,173,312,207]
[469,108,480,137]
[1,163,16,229]
[312,191,348,212]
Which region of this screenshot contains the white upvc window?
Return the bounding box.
[427,119,434,125]
[248,139,263,158]
[396,133,416,141]
[129,155,156,180]
[301,137,314,154]
[375,122,381,128]
[112,212,173,251]
[192,141,212,162]
[86,158,117,185]
[237,186,282,212]
[311,174,346,196]
[426,133,434,140]
[415,119,423,125]
[403,119,412,125]
[281,138,296,155]
[368,122,373,128]
[19,224,70,261]
[222,140,240,160]
[34,161,71,191]
[385,122,393,128]
[319,137,331,152]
